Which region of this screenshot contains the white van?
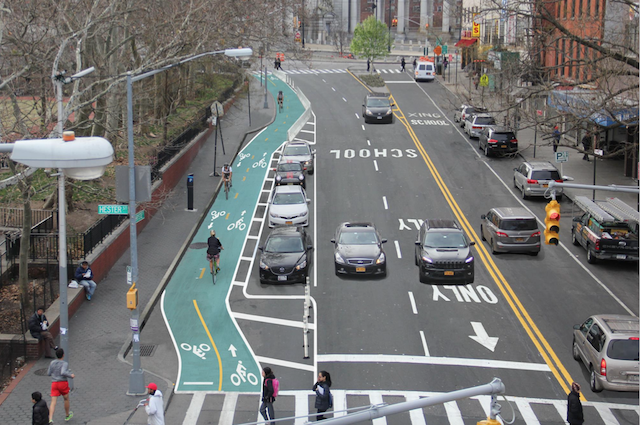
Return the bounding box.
[414,61,435,82]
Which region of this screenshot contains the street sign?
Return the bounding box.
[479,74,489,87]
[135,210,145,223]
[555,151,569,163]
[434,45,442,56]
[98,204,128,215]
[442,45,448,54]
[536,109,543,116]
[594,149,604,156]
[449,54,453,62]
[127,266,132,285]
[295,31,301,42]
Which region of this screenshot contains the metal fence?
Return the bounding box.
[0,297,27,384]
[0,208,55,229]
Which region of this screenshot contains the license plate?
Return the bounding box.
[356,267,366,272]
[278,275,287,281]
[617,254,627,260]
[515,237,525,242]
[286,221,293,225]
[444,271,454,276]
[542,184,548,188]
[377,116,383,120]
[630,375,639,382]
[501,145,507,148]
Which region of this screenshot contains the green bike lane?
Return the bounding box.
[162,74,305,393]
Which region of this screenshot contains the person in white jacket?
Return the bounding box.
[144,383,165,425]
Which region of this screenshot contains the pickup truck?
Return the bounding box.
[571,196,639,264]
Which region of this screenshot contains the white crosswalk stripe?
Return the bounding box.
[185,389,639,425]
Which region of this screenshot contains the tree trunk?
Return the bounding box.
[19,194,32,310]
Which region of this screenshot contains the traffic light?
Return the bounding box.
[544,200,561,245]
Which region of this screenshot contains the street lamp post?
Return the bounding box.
[52,66,95,371]
[125,47,252,395]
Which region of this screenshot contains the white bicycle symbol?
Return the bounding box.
[227,216,246,231]
[230,360,259,386]
[180,342,210,360]
[210,210,226,220]
[252,158,267,169]
[238,152,251,161]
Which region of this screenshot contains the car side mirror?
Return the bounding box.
[415,241,420,246]
[307,245,313,251]
[272,168,277,171]
[330,238,336,243]
[480,214,486,219]
[381,238,388,243]
[258,246,264,251]
[573,324,581,330]
[513,168,518,172]
[563,176,574,181]
[306,198,311,203]
[469,241,476,246]
[312,150,316,154]
[362,104,365,107]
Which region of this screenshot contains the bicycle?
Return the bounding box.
[223,178,230,200]
[277,91,284,113]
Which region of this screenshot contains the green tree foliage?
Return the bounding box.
[350,16,389,69]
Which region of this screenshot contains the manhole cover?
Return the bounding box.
[34,368,49,376]
[140,345,156,357]
[190,242,207,249]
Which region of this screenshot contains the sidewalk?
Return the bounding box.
[0,78,276,424]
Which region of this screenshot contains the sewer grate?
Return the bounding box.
[34,368,49,376]
[140,345,156,357]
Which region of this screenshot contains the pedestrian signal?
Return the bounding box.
[544,200,561,245]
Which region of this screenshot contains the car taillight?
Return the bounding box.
[488,138,498,144]
[595,239,600,251]
[526,179,538,184]
[510,139,518,143]
[600,358,607,376]
[496,231,508,237]
[473,126,481,129]
[555,179,563,183]
[531,231,541,237]
[630,337,640,340]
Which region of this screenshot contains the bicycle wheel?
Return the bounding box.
[212,266,217,285]
[225,181,229,200]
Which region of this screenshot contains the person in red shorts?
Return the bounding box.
[47,348,75,422]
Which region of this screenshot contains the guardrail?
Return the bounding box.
[0,207,55,229]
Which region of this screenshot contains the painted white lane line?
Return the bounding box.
[373,160,379,171]
[362,125,365,131]
[317,354,552,372]
[322,79,327,83]
[444,401,465,425]
[183,391,206,425]
[408,291,418,314]
[255,355,315,371]
[367,139,371,145]
[233,312,316,329]
[386,81,418,84]
[332,87,336,91]
[419,331,430,356]
[183,381,214,385]
[383,196,388,209]
[404,394,427,425]
[369,392,387,425]
[342,97,347,102]
[218,392,238,425]
[514,398,540,425]
[294,392,310,424]
[355,113,359,119]
[394,240,401,258]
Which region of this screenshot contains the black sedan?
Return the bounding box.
[274,160,306,188]
[331,222,387,276]
[362,93,394,124]
[259,226,312,284]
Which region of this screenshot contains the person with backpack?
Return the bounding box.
[313,370,332,420]
[260,367,278,425]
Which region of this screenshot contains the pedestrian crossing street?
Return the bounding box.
[251,68,407,76]
[183,389,639,425]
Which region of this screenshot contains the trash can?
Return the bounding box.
[436,63,443,75]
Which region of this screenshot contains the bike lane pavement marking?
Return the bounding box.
[162,75,306,393]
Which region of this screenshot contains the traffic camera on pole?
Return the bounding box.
[544,200,561,245]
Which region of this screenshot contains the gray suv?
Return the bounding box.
[513,161,565,201]
[573,315,639,392]
[414,219,475,284]
[464,113,496,138]
[480,207,541,255]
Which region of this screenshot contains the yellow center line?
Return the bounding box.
[387,91,580,399]
[234,193,239,199]
[198,268,206,279]
[246,168,250,172]
[242,176,246,181]
[193,300,223,391]
[225,213,230,220]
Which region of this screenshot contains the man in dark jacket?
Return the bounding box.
[32,391,49,425]
[581,132,591,161]
[28,307,57,358]
[74,260,96,300]
[567,382,584,425]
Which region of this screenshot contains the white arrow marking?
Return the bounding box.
[228,344,238,357]
[469,322,499,352]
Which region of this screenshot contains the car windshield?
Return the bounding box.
[424,232,467,248]
[283,145,310,156]
[531,170,561,180]
[278,163,302,172]
[265,236,304,253]
[500,219,538,231]
[273,192,305,205]
[339,231,378,245]
[367,98,390,107]
[607,339,639,361]
[475,117,496,125]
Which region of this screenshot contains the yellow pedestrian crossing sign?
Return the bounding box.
[479,74,489,87]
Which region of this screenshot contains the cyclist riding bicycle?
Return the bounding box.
[277,91,284,112]
[207,230,223,274]
[222,163,233,188]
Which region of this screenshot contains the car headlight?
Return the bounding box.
[295,259,307,270]
[334,252,345,264]
[386,108,392,115]
[298,174,304,181]
[366,108,372,115]
[465,256,474,264]
[300,210,308,217]
[275,175,282,181]
[270,212,280,218]
[421,256,434,266]
[376,252,386,264]
[304,160,311,165]
[259,259,269,270]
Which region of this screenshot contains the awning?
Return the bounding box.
[455,38,477,48]
[548,90,638,127]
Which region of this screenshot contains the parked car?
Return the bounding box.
[414,60,436,81]
[480,207,541,255]
[572,314,639,392]
[454,105,486,127]
[362,93,394,124]
[478,126,518,157]
[513,161,565,201]
[268,185,310,228]
[274,160,306,188]
[259,226,312,284]
[331,222,387,276]
[280,140,315,175]
[414,219,475,284]
[464,113,497,138]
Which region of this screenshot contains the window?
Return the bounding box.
[586,0,591,16]
[580,318,593,336]
[561,38,566,76]
[571,0,575,17]
[556,39,561,75]
[576,45,581,80]
[595,0,599,17]
[578,0,583,17]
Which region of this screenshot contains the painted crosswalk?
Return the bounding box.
[251,68,408,76]
[181,389,640,425]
